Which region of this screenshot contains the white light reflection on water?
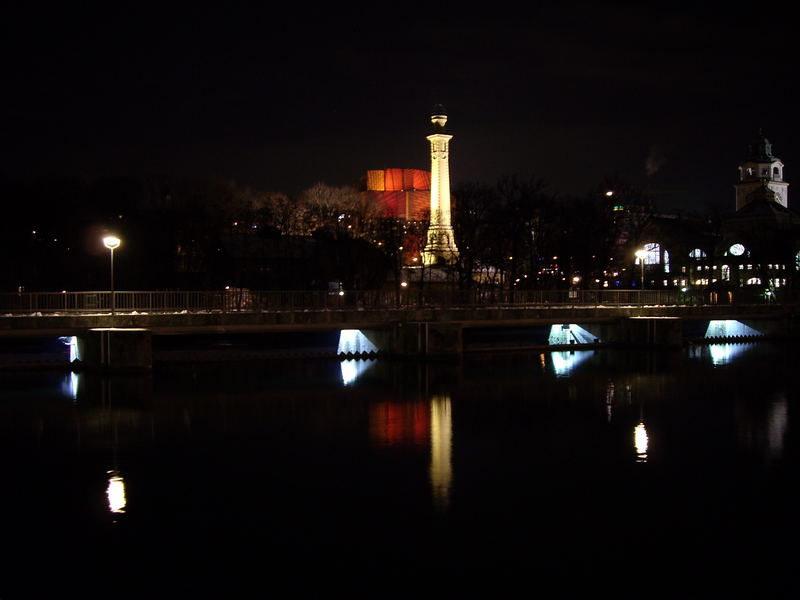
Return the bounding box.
[605,380,615,423]
[634,422,649,462]
[429,394,452,512]
[768,394,788,460]
[106,471,126,514]
[340,359,377,386]
[551,350,593,377]
[707,343,756,366]
[60,371,80,401]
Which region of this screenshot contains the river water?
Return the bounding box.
[2,343,798,597]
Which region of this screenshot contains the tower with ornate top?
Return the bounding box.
[422,105,460,266]
[735,131,789,211]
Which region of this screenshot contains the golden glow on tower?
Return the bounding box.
[423,110,459,266]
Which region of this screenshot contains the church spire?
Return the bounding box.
[735,131,788,211]
[745,129,778,162]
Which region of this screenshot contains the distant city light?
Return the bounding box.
[605,190,614,197]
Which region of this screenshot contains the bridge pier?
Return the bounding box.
[620,317,683,347]
[390,322,463,357]
[76,328,152,370]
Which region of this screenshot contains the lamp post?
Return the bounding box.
[103,236,121,318]
[635,249,647,290]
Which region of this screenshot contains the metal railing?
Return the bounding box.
[0,288,785,315]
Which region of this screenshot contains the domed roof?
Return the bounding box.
[744,130,780,162]
[430,104,448,132]
[745,182,780,205]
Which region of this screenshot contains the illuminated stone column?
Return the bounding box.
[423,106,459,266]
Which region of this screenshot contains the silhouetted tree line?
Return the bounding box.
[1,173,652,292]
[452,175,652,289]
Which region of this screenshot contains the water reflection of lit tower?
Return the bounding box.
[634,419,649,463]
[605,380,615,423]
[429,394,453,512]
[107,470,127,514]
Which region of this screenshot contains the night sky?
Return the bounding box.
[6,4,799,213]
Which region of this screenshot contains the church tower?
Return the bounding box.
[735,131,789,211]
[422,106,459,266]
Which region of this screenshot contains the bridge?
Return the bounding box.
[1,289,797,368]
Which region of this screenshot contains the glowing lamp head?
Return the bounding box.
[605,190,614,197]
[635,249,647,260]
[103,236,121,250]
[431,104,448,129]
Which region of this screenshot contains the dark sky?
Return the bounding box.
[5,4,799,213]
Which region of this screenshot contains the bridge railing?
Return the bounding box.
[0,287,777,315]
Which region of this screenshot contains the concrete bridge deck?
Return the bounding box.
[0,302,795,337]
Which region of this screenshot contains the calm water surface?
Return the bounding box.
[2,343,798,597]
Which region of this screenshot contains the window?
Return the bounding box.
[746,277,761,285]
[689,248,707,259]
[729,243,745,256]
[638,242,662,265]
[721,265,730,281]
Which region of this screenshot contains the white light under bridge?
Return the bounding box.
[547,324,601,346]
[59,335,79,362]
[337,329,379,355]
[704,320,763,339]
[338,329,379,386]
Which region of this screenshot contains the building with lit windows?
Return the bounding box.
[633,132,800,293]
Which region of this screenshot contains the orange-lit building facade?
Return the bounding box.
[363,168,431,220]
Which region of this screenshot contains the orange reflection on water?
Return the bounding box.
[370,401,430,447]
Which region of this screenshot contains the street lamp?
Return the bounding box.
[103,236,121,318]
[635,249,647,289]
